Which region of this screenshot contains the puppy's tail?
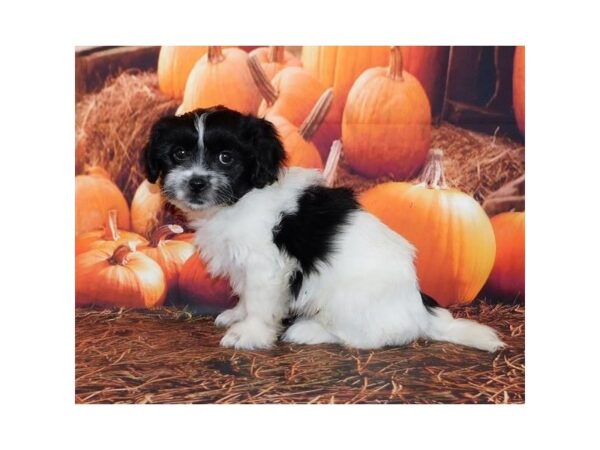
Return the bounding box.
[421,293,506,352]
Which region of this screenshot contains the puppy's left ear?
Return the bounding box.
[249,117,286,188]
[142,115,175,183]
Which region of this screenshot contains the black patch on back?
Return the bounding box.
[421,291,441,314]
[273,185,359,276]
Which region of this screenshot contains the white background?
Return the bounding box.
[0,0,598,448]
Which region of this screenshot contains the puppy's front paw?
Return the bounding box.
[215,307,245,328]
[220,319,276,350]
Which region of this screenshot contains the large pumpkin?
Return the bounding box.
[178,252,237,313]
[513,46,525,135]
[359,149,496,306]
[76,243,167,308]
[75,166,130,235]
[301,46,389,157]
[485,212,525,300]
[401,46,450,116]
[248,46,302,80]
[181,46,261,114]
[342,46,431,179]
[265,88,332,170]
[157,46,208,99]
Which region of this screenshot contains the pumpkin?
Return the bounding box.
[75,166,130,235]
[75,243,167,308]
[265,88,332,170]
[301,46,390,157]
[401,46,450,116]
[485,212,525,300]
[179,252,236,313]
[513,46,525,135]
[158,46,208,99]
[138,224,196,296]
[131,180,165,238]
[76,209,147,256]
[181,46,261,115]
[248,56,333,131]
[359,149,496,306]
[342,46,431,180]
[248,46,302,80]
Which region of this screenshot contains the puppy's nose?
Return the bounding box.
[188,176,208,193]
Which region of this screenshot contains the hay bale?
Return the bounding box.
[75,70,179,202]
[335,122,525,210]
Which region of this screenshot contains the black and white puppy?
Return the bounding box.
[143,106,505,352]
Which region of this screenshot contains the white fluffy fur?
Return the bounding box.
[188,168,505,352]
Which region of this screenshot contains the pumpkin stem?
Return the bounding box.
[149,224,184,247]
[298,88,333,141]
[388,46,404,81]
[102,209,121,241]
[207,46,225,64]
[268,46,285,63]
[247,55,278,106]
[108,243,134,266]
[417,149,448,189]
[323,140,342,188]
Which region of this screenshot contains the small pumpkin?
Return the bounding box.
[485,212,525,300]
[75,166,130,235]
[75,243,167,308]
[342,46,431,180]
[76,209,147,256]
[138,224,196,296]
[181,46,261,114]
[179,252,236,313]
[359,149,496,306]
[158,46,208,99]
[248,46,302,80]
[513,46,525,135]
[248,56,333,131]
[130,180,165,237]
[265,88,332,170]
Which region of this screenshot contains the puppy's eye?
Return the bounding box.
[173,147,191,161]
[218,151,234,166]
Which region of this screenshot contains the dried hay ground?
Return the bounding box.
[76,302,524,404]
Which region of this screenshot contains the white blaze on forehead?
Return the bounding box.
[194,113,207,150]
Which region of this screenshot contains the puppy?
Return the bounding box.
[143,106,505,352]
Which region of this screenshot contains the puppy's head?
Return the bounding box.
[143,106,286,211]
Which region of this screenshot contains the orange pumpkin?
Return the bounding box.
[342,46,431,180]
[158,46,208,99]
[76,209,147,256]
[359,149,496,306]
[401,46,450,116]
[249,56,332,131]
[75,166,130,235]
[131,180,165,238]
[265,88,332,170]
[181,46,261,114]
[179,252,237,312]
[248,46,302,80]
[75,243,167,308]
[301,46,390,157]
[485,212,525,300]
[513,46,525,135]
[138,225,196,295]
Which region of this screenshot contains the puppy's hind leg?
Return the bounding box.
[282,318,340,345]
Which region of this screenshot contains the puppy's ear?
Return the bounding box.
[142,115,174,184]
[248,116,286,188]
